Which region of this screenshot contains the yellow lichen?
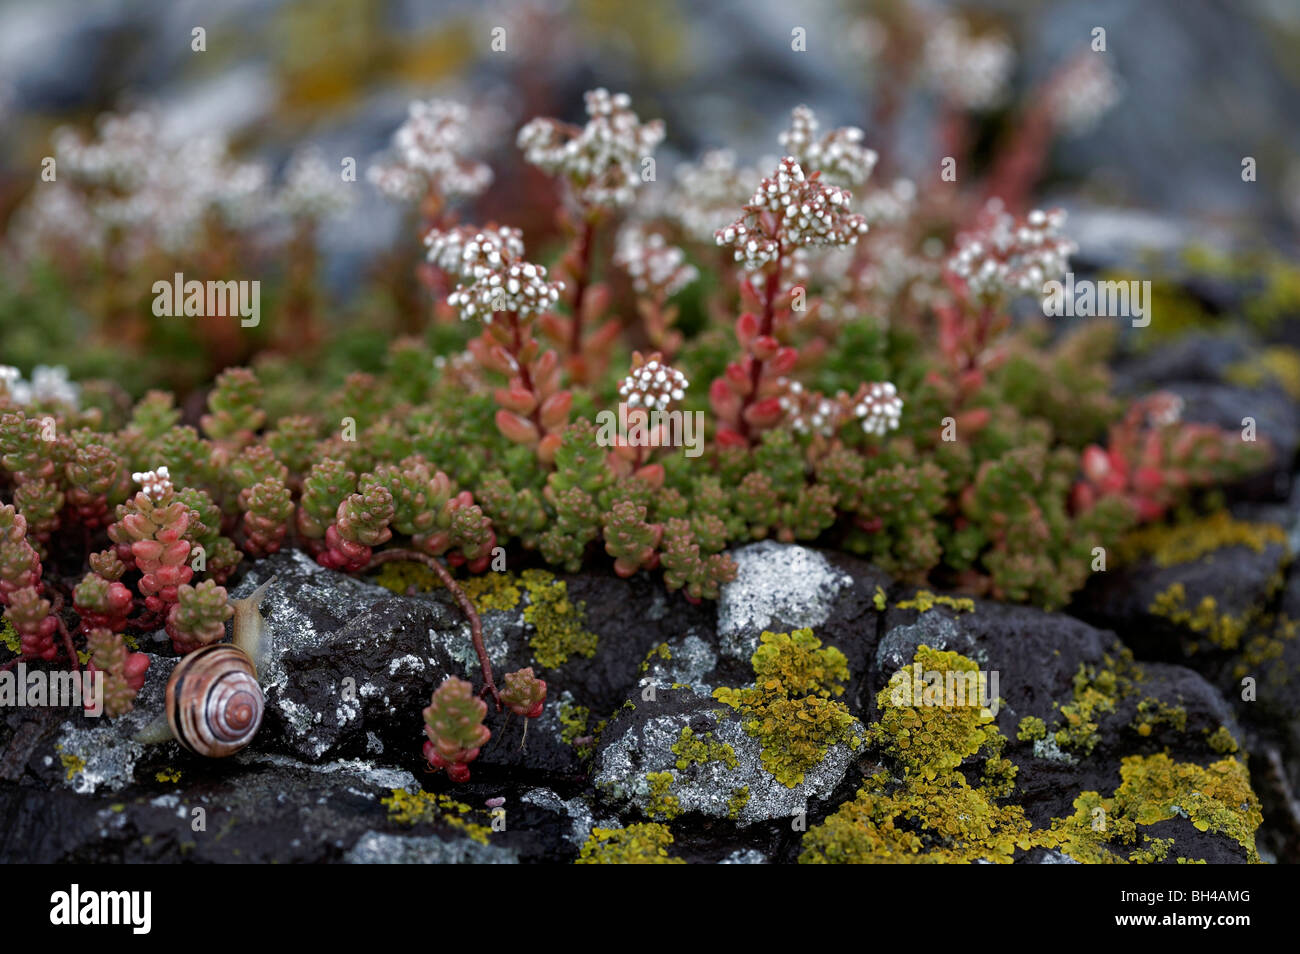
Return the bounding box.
[56,746,85,782]
[1206,726,1239,754]
[803,645,1263,865]
[459,572,523,612]
[800,770,1042,864]
[1017,716,1047,742]
[1119,512,1286,567]
[672,726,738,770]
[0,617,19,654]
[727,786,750,820]
[644,772,682,820]
[1050,754,1262,864]
[154,767,182,783]
[381,789,493,845]
[1130,698,1187,738]
[576,823,685,864]
[373,562,523,613]
[1149,584,1250,652]
[557,700,590,745]
[1226,346,1300,400]
[1052,649,1144,754]
[895,590,975,614]
[869,645,1001,780]
[373,559,440,594]
[520,569,598,669]
[639,642,671,674]
[713,629,859,788]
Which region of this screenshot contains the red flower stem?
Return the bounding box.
[57,617,79,673]
[506,312,546,437]
[739,247,784,441]
[365,548,499,710]
[49,593,80,673]
[567,218,596,356]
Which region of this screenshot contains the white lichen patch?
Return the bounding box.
[238,752,420,793]
[592,695,863,827]
[1032,735,1079,765]
[719,848,768,864]
[344,831,517,864]
[639,629,718,692]
[522,787,615,848]
[442,612,514,678]
[718,542,852,660]
[55,722,145,795]
[388,653,426,676]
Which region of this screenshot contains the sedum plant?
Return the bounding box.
[0,85,1271,772]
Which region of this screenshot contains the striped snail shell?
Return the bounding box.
[165,644,264,758]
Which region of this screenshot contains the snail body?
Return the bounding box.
[134,575,276,758]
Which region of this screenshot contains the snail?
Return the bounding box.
[134,576,276,758]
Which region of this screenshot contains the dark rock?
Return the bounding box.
[1072,539,1288,660]
[871,596,1256,863]
[1111,332,1256,394]
[0,543,1273,863]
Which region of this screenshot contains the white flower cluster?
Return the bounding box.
[947,201,1075,301]
[132,466,173,500]
[923,18,1014,110]
[855,234,945,314]
[853,382,903,436]
[778,106,877,188]
[366,161,424,203]
[369,98,493,202]
[13,184,103,259]
[613,224,697,299]
[855,178,918,227]
[0,365,80,407]
[618,358,689,410]
[37,110,268,259]
[425,225,525,279]
[279,146,355,220]
[666,149,756,243]
[517,88,664,210]
[446,260,564,323]
[1051,55,1123,135]
[779,380,842,437]
[428,222,562,323]
[716,157,869,271]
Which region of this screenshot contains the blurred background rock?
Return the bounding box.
[1,0,1297,286]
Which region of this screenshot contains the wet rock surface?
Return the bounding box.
[2,537,1287,863]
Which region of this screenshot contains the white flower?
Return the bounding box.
[279,146,355,220]
[1051,55,1123,135]
[923,18,1014,110]
[132,466,173,500]
[667,149,756,243]
[947,200,1075,302]
[614,225,697,299]
[370,98,493,203]
[518,88,664,210]
[716,157,869,271]
[618,358,689,411]
[778,106,877,188]
[425,225,526,279]
[853,382,903,436]
[0,365,79,407]
[29,110,270,261]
